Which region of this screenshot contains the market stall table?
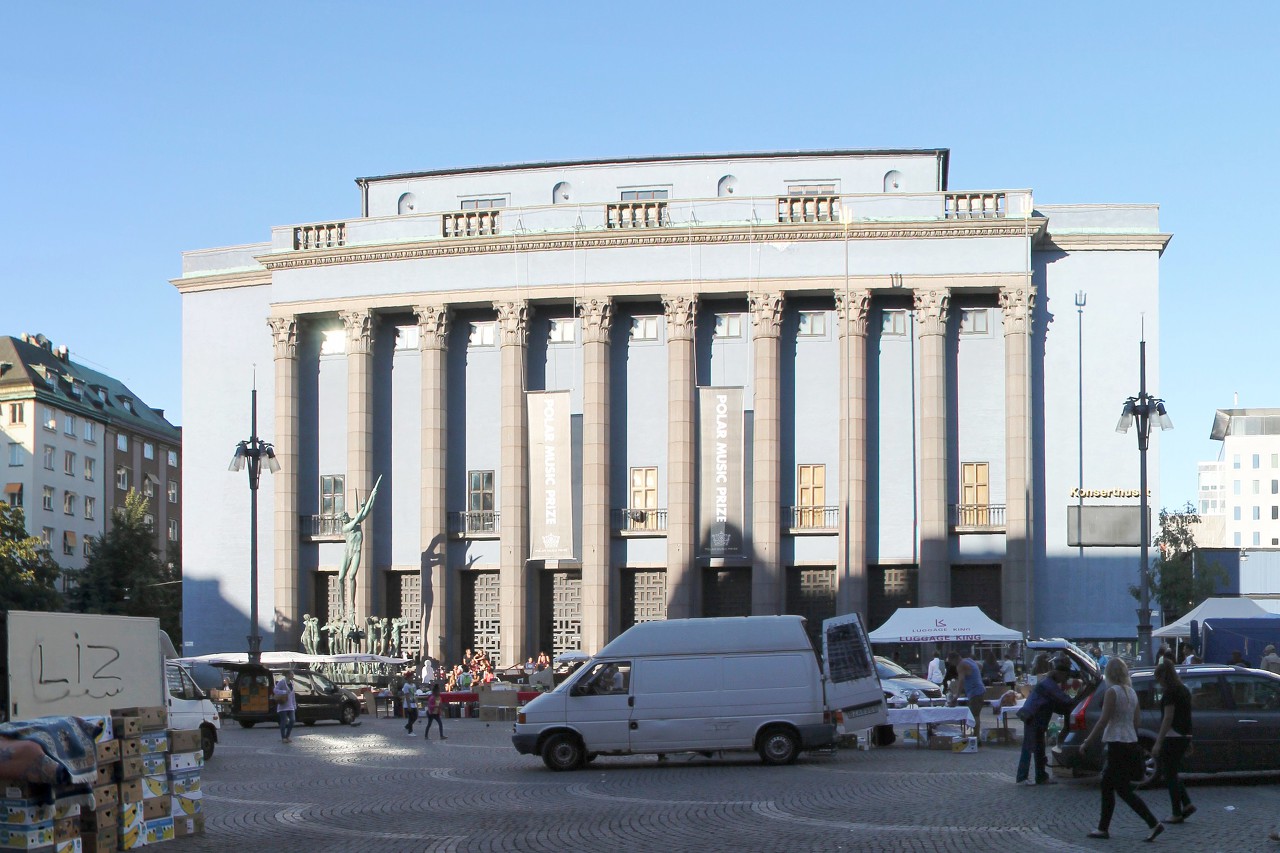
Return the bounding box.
[987,698,1026,743]
[886,706,976,746]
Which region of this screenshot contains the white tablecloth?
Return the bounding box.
[886,706,976,727]
[988,699,1026,726]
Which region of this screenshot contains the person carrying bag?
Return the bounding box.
[1014,656,1077,785]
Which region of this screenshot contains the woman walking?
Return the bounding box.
[423,683,447,740]
[1080,658,1163,842]
[1151,660,1196,824]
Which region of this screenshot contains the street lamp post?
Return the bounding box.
[228,388,280,664]
[1115,339,1173,666]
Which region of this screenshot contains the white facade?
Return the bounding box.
[1201,409,1280,549]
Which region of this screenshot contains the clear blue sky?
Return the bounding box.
[2,3,1274,509]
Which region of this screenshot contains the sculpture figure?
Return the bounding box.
[366,615,382,656]
[389,618,404,660]
[301,614,320,656]
[321,617,344,655]
[338,475,381,620]
[378,617,391,657]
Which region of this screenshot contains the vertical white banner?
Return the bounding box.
[528,390,575,560]
[699,387,744,558]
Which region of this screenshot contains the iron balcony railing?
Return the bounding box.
[611,507,668,533]
[949,504,1007,531]
[785,505,840,530]
[448,510,501,536]
[303,514,345,538]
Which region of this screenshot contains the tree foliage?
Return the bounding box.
[1129,502,1228,623]
[69,490,181,642]
[0,502,63,611]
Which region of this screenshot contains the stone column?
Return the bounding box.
[579,297,612,652]
[1000,285,1036,635]
[663,294,698,619]
[268,315,300,649]
[496,300,530,667]
[913,289,950,607]
[416,304,450,660]
[749,292,783,615]
[340,308,377,625]
[835,290,871,617]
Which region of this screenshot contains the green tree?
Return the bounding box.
[1129,502,1227,623]
[0,502,63,611]
[70,490,181,642]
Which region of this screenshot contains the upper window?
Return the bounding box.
[40,527,52,546]
[320,329,346,356]
[63,414,76,436]
[714,314,743,339]
[549,318,576,344]
[116,466,128,491]
[168,519,179,542]
[143,442,154,461]
[3,483,23,508]
[1234,455,1242,469]
[84,496,95,520]
[395,325,420,351]
[8,402,23,424]
[42,407,56,430]
[1254,454,1262,469]
[787,183,836,195]
[83,421,96,443]
[64,451,75,476]
[882,310,908,337]
[797,311,826,337]
[7,442,20,466]
[43,445,55,470]
[320,475,345,518]
[959,308,989,335]
[116,434,128,452]
[168,481,178,504]
[167,450,178,468]
[460,197,507,210]
[631,316,660,342]
[42,486,54,511]
[84,457,95,481]
[142,477,155,499]
[796,464,827,528]
[63,491,76,515]
[468,322,496,348]
[620,189,668,201]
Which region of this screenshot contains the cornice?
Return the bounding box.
[252,217,1050,273]
[170,268,271,294]
[1039,232,1172,256]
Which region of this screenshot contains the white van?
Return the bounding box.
[512,613,885,770]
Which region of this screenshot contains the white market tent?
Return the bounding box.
[868,606,1021,644]
[1152,597,1275,639]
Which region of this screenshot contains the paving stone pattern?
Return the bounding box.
[180,717,1279,852]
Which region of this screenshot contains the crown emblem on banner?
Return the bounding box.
[542,534,560,549]
[711,532,732,548]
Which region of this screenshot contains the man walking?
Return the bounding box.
[402,670,420,736]
[274,669,298,744]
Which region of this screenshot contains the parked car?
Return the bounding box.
[1054,664,1280,784]
[226,665,361,728]
[874,657,944,707]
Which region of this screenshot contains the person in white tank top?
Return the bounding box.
[1080,658,1163,841]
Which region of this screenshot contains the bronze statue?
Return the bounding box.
[338,475,381,620]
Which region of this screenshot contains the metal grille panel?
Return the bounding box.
[786,566,836,648]
[539,571,582,658]
[702,568,751,618]
[313,573,342,653]
[621,570,667,631]
[384,572,422,659]
[463,571,502,666]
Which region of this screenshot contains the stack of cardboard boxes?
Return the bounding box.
[477,684,519,722]
[0,789,79,852]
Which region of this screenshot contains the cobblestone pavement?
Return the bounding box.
[176,716,1280,853]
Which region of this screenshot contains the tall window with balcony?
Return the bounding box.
[610,189,669,229]
[628,467,658,530]
[467,471,495,533]
[445,197,505,237]
[318,475,345,536]
[778,183,839,223]
[796,464,827,528]
[959,462,990,527]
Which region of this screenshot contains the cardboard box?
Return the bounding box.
[141,799,169,823]
[171,814,203,839]
[134,734,166,756]
[54,816,79,843]
[118,738,140,759]
[55,838,82,853]
[110,708,165,732]
[52,802,80,821]
[117,820,145,850]
[0,800,55,825]
[142,817,173,845]
[927,735,955,750]
[140,756,166,778]
[79,828,116,853]
[140,777,168,800]
[90,784,116,810]
[166,774,199,798]
[165,731,200,755]
[93,741,118,765]
[92,763,113,788]
[165,752,201,774]
[0,822,55,849]
[116,757,144,782]
[169,796,201,818]
[110,717,141,739]
[117,802,143,849]
[81,716,113,744]
[118,780,143,806]
[951,736,978,754]
[79,802,115,831]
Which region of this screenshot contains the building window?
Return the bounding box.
[1234,507,1242,521]
[64,451,75,476]
[1254,480,1261,495]
[42,407,56,430]
[84,421,96,442]
[8,402,23,424]
[797,311,826,337]
[4,484,22,507]
[64,414,76,436]
[394,325,420,350]
[620,189,668,201]
[83,539,91,557]
[120,398,135,414]
[320,475,345,518]
[7,442,19,466]
[320,329,346,356]
[1234,455,1241,469]
[42,486,54,511]
[631,316,660,341]
[1272,506,1278,520]
[461,197,507,209]
[168,481,178,504]
[63,531,76,556]
[116,467,128,491]
[796,464,827,528]
[41,527,52,546]
[116,434,128,452]
[168,519,178,542]
[960,462,991,525]
[468,322,496,348]
[468,470,495,520]
[1254,506,1261,521]
[882,310,907,336]
[84,457,95,481]
[43,445,55,470]
[1273,454,1279,468]
[143,442,154,461]
[1235,532,1242,546]
[549,318,576,344]
[1254,531,1262,546]
[714,313,743,339]
[143,513,153,527]
[85,496,95,520]
[63,492,75,515]
[1234,480,1242,496]
[142,477,155,499]
[1273,479,1278,495]
[1254,454,1262,469]
[959,308,989,335]
[167,450,178,468]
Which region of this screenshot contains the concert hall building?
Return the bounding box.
[174,149,1170,663]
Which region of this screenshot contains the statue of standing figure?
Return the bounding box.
[301,614,320,656]
[338,475,382,621]
[389,618,404,660]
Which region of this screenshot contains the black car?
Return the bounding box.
[1054,664,1280,784]
[227,666,362,728]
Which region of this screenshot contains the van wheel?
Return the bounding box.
[758,727,799,766]
[542,733,584,771]
[238,721,256,729]
[584,752,598,764]
[340,704,358,726]
[201,728,215,761]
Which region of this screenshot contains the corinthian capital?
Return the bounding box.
[339,309,377,354]
[414,304,451,351]
[577,297,613,345]
[748,292,784,338]
[267,316,298,360]
[494,300,529,347]
[912,288,950,337]
[834,290,872,338]
[998,286,1036,337]
[661,294,697,341]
